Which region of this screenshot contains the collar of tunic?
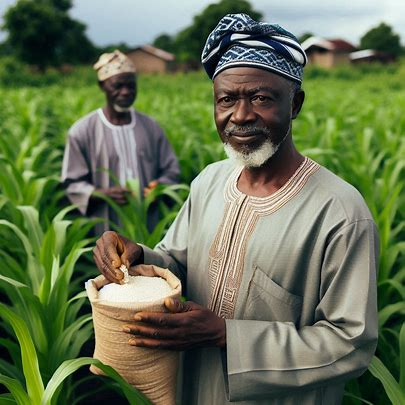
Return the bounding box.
[97,108,136,130]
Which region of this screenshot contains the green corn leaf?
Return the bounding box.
[42,357,152,405]
[48,315,92,367]
[392,220,405,238]
[394,268,405,284]
[0,275,48,355]
[65,323,93,360]
[0,392,20,404]
[146,211,177,248]
[50,255,60,293]
[50,206,75,258]
[38,255,60,305]
[40,224,56,276]
[0,275,28,289]
[0,359,23,382]
[0,304,44,404]
[387,160,405,191]
[379,302,405,327]
[0,338,22,373]
[21,176,49,207]
[378,279,405,300]
[52,291,88,338]
[52,205,77,223]
[92,191,137,230]
[0,195,9,212]
[49,246,92,309]
[0,249,26,283]
[400,322,405,391]
[368,356,405,405]
[380,242,405,282]
[126,178,143,205]
[0,158,23,202]
[0,219,43,293]
[17,206,43,259]
[52,220,72,256]
[0,374,30,405]
[343,391,374,404]
[157,183,190,207]
[59,246,93,284]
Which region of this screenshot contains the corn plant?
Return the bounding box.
[0,303,151,405]
[0,205,98,396]
[94,178,190,247]
[367,322,405,405]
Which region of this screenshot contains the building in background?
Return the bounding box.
[349,49,397,64]
[301,36,356,68]
[126,45,175,74]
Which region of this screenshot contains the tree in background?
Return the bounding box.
[98,42,133,55]
[298,32,314,44]
[359,22,402,57]
[153,34,176,54]
[2,0,97,71]
[153,0,262,67]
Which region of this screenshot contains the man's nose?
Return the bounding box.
[230,99,256,125]
[120,86,134,95]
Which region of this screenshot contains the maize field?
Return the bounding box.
[0,62,404,404]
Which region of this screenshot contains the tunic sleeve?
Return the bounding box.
[61,132,95,215]
[224,219,379,401]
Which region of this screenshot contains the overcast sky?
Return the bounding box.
[0,0,404,47]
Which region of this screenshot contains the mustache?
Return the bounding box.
[224,125,272,137]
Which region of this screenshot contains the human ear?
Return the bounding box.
[292,89,305,119]
[98,80,106,92]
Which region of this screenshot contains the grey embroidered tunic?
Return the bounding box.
[142,157,378,405]
[61,108,180,234]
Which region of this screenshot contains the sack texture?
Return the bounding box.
[86,264,182,405]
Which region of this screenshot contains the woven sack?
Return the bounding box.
[85,264,182,405]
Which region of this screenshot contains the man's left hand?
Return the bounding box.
[122,298,226,350]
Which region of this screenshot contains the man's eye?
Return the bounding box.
[250,95,272,106]
[252,95,269,104]
[218,96,235,106]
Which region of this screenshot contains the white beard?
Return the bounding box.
[113,104,132,113]
[224,139,279,168]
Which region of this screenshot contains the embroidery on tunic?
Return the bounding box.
[208,157,320,318]
[97,109,139,186]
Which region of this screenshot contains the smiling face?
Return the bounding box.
[214,67,304,167]
[100,72,137,112]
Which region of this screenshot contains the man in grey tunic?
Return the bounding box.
[62,50,180,234]
[93,15,378,404]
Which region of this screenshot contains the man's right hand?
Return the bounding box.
[93,231,143,283]
[97,186,129,205]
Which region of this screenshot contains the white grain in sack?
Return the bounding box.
[98,275,173,302]
[85,264,182,405]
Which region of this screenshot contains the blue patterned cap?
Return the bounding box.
[201,13,307,83]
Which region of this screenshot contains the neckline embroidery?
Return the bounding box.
[225,157,320,214]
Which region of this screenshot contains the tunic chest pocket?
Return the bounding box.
[243,266,303,325]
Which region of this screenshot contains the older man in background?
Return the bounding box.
[62,50,180,235]
[93,15,378,405]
